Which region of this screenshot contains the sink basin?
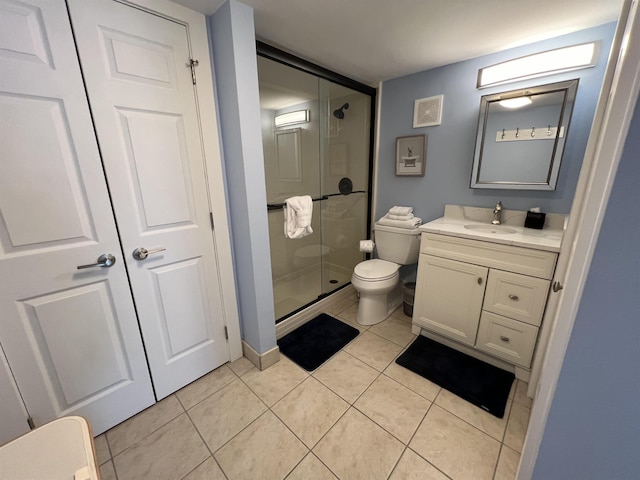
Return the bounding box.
[464,224,517,234]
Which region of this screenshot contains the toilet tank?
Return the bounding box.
[373,223,421,265]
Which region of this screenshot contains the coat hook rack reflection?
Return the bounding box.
[495,125,565,143]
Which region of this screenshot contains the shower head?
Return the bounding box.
[333,103,349,119]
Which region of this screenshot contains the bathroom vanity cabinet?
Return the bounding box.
[413,232,557,369]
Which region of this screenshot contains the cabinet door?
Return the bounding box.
[414,255,488,346]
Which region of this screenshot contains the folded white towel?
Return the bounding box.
[284,195,313,239]
[389,206,413,216]
[387,213,415,221]
[377,214,422,229]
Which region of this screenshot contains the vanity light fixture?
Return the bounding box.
[499,96,532,109]
[477,41,600,89]
[274,109,310,127]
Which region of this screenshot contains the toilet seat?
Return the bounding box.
[353,259,399,282]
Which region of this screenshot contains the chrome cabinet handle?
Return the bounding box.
[77,253,116,269]
[499,335,510,343]
[133,247,166,260]
[552,281,564,292]
[508,294,519,301]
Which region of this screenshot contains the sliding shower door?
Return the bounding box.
[257,52,373,321]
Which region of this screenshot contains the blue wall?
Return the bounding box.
[377,23,616,223]
[532,93,640,479]
[209,0,277,354]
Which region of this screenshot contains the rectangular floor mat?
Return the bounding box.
[396,335,514,417]
[277,313,359,372]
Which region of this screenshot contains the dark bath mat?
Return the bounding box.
[396,335,514,417]
[278,313,359,371]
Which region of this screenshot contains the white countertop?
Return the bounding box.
[418,205,565,252]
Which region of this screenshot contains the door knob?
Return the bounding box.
[77,253,116,269]
[133,247,166,260]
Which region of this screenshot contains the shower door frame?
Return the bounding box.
[257,41,377,322]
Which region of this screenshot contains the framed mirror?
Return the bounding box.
[470,79,578,190]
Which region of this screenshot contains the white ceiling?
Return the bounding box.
[173,0,623,85]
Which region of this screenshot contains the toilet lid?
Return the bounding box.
[353,259,399,281]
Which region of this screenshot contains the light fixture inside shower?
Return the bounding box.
[274,109,310,127]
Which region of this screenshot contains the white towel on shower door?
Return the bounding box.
[284,195,313,239]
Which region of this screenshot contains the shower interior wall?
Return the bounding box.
[259,58,371,320]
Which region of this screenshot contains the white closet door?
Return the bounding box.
[0,345,28,444]
[67,0,230,398]
[0,0,155,434]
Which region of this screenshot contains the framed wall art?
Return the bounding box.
[396,134,427,176]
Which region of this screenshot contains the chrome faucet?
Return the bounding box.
[492,201,503,225]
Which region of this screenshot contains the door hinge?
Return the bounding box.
[224,326,229,340]
[189,58,199,85]
[209,212,214,229]
[27,416,35,430]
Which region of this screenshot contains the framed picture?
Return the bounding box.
[396,135,427,176]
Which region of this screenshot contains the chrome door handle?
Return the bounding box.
[133,247,166,260]
[77,253,116,269]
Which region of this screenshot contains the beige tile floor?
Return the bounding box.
[95,296,532,480]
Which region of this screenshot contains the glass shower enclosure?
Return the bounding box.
[257,45,375,321]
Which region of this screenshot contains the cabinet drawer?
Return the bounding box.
[420,233,557,279]
[484,270,550,326]
[476,312,538,368]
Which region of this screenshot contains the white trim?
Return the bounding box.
[124,0,242,361]
[518,0,640,477]
[370,81,383,231]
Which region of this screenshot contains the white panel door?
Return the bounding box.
[67,0,229,398]
[0,344,28,444]
[0,0,155,434]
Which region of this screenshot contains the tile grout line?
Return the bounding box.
[105,395,186,462]
[176,363,261,479]
[400,400,455,480]
[175,394,226,480]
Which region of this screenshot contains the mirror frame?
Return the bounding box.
[470,79,579,190]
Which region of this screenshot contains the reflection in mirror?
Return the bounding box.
[471,79,578,190]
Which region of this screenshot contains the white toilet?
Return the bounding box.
[351,223,421,325]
